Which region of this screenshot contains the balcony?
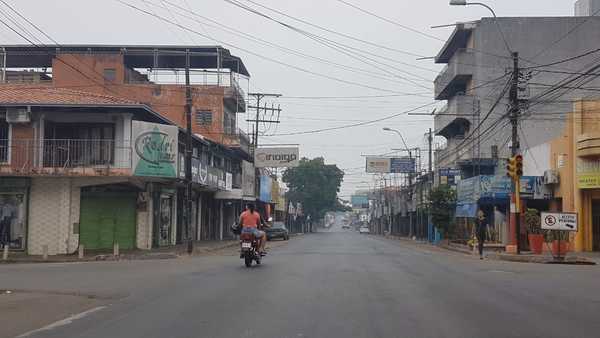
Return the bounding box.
[435,95,475,139]
[0,139,132,176]
[577,133,600,157]
[224,75,246,113]
[223,128,252,156]
[434,49,475,100]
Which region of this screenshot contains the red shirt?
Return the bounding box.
[240,210,261,228]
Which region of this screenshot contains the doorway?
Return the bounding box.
[592,199,600,251]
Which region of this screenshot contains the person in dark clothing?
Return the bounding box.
[475,209,488,259]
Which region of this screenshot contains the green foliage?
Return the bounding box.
[429,185,456,237]
[283,157,345,220]
[524,208,542,235]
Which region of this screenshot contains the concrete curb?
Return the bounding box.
[487,252,596,265]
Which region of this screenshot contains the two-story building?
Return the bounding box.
[0,45,255,255]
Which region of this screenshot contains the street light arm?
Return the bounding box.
[468,2,497,18]
[390,129,411,157]
[451,1,511,54]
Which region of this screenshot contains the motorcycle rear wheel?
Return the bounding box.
[244,255,253,267]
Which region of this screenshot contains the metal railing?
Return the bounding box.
[0,139,132,175]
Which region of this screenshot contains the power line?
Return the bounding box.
[332,0,443,41]
[524,46,600,70]
[232,0,427,58]
[224,0,433,90]
[118,0,434,95]
[153,0,433,85]
[528,7,600,62]
[265,102,439,136]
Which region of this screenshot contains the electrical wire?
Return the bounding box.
[153,0,435,85]
[118,0,434,95]
[224,0,434,90]
[332,0,443,42]
[233,0,427,58]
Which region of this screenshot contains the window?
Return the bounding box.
[195,110,213,126]
[0,119,9,163]
[103,68,116,82]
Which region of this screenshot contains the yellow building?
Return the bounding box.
[549,99,600,252]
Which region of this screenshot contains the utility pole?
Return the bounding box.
[247,93,282,150]
[185,50,193,254]
[428,128,433,176]
[509,51,522,254]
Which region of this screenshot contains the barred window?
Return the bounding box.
[195,110,213,126]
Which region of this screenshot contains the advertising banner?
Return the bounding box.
[132,121,178,178]
[225,172,233,191]
[365,157,391,173]
[242,161,255,198]
[255,147,299,168]
[259,175,273,202]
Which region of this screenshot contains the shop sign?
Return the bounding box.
[578,173,600,189]
[242,161,255,198]
[457,176,478,204]
[225,172,233,191]
[255,147,299,168]
[191,158,202,184]
[541,212,578,231]
[132,121,178,178]
[259,175,272,202]
[199,162,208,185]
[208,166,221,188]
[178,153,185,179]
[439,168,461,186]
[576,158,600,188]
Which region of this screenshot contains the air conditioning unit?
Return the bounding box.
[543,170,559,185]
[6,108,31,123]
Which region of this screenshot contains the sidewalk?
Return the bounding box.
[384,235,597,265]
[0,240,239,264]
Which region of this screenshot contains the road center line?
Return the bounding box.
[16,306,107,338]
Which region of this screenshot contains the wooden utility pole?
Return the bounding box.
[247,93,282,150]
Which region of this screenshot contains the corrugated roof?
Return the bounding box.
[0,85,139,106]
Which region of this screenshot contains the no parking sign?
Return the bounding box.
[541,212,578,231]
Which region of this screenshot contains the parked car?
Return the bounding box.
[342,224,350,229]
[266,222,290,241]
[359,227,370,234]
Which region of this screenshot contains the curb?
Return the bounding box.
[488,253,596,265]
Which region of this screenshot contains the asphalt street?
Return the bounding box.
[2,230,600,338]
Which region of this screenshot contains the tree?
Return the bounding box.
[283,157,345,220]
[429,185,456,240]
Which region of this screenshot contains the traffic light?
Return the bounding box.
[506,155,523,180]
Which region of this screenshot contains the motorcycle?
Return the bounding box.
[234,217,272,268]
[239,231,261,267]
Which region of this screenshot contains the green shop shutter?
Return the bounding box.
[79,192,137,250]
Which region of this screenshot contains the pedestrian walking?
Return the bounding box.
[475,209,488,259]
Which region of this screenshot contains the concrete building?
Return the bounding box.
[433,12,600,177]
[0,45,255,255]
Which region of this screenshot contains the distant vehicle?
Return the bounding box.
[359,227,370,234]
[266,222,289,241]
[342,224,350,229]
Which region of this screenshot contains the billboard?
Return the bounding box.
[366,157,415,173]
[132,121,178,178]
[351,195,369,209]
[255,147,299,168]
[390,157,416,173]
[365,157,390,173]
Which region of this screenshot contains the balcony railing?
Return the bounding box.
[0,139,132,176]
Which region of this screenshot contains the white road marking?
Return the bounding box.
[16,306,107,338]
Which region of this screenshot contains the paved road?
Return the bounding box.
[2,232,600,338]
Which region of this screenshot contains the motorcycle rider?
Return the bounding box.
[238,203,268,255]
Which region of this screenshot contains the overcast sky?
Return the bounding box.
[3,0,576,198]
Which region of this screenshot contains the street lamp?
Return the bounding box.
[382,127,411,158]
[449,0,511,53]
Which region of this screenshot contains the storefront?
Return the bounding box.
[0,178,29,251]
